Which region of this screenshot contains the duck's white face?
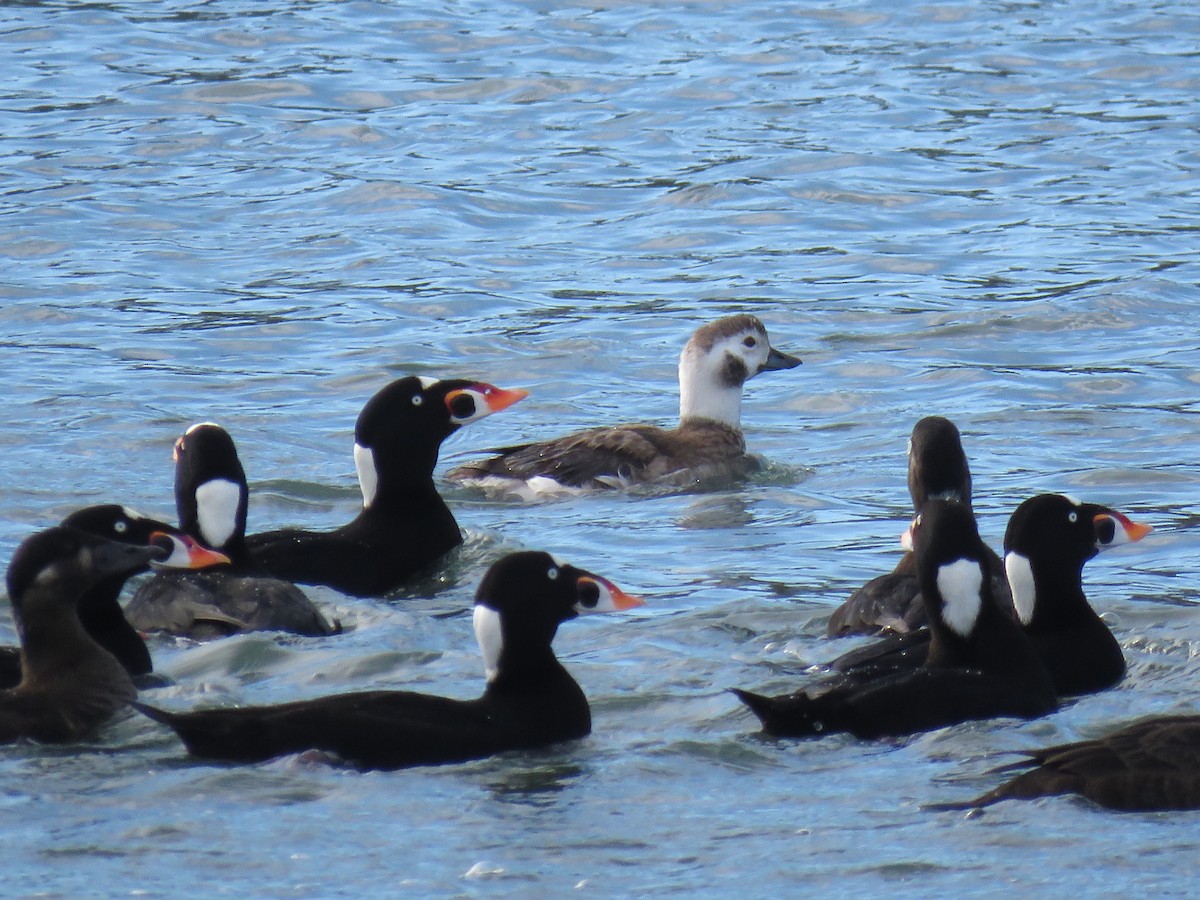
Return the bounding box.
[678,324,771,427]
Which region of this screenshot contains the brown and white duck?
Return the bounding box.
[447,315,800,496]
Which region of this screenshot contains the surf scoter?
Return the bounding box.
[0,526,186,743]
[828,494,1151,697]
[446,315,800,496]
[0,506,227,688]
[135,551,643,769]
[947,715,1200,811]
[125,423,340,638]
[828,416,1009,636]
[245,377,528,597]
[734,499,1058,739]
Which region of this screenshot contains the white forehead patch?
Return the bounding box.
[1062,494,1082,507]
[936,558,984,637]
[417,376,438,390]
[195,478,240,549]
[121,506,147,521]
[353,442,378,508]
[473,604,503,683]
[549,553,569,569]
[1005,552,1037,626]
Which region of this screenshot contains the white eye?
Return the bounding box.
[547,567,559,580]
[114,521,128,534]
[1068,511,1078,523]
[411,395,424,406]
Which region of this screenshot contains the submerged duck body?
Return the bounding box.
[0,506,227,689]
[0,527,183,743]
[735,500,1058,740]
[245,378,528,597]
[136,551,643,770]
[446,315,800,496]
[828,494,1151,697]
[955,715,1200,812]
[125,423,338,638]
[828,416,1009,636]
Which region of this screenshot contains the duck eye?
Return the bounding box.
[114,521,128,534]
[743,336,757,348]
[449,393,476,419]
[547,567,559,580]
[578,580,600,608]
[1068,511,1078,523]
[411,395,424,407]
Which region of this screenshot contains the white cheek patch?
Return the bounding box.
[936,558,984,638]
[353,443,378,508]
[473,604,504,683]
[1005,552,1037,625]
[194,478,241,549]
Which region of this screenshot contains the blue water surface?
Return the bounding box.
[2,0,1199,895]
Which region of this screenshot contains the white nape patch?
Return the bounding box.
[417,375,438,389]
[1005,552,1038,625]
[353,442,378,508]
[936,558,984,637]
[184,421,221,436]
[473,604,503,683]
[195,479,240,549]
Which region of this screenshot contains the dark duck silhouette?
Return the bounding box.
[734,499,1058,740]
[124,423,340,638]
[0,506,227,688]
[0,525,211,743]
[245,377,528,597]
[446,315,800,496]
[948,715,1200,812]
[134,551,643,770]
[827,494,1151,697]
[828,416,1009,636]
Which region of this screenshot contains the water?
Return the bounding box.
[2,0,1199,894]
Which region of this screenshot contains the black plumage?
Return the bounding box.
[135,551,642,769]
[735,499,1058,739]
[245,378,527,597]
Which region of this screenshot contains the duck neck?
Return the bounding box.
[678,366,743,429]
[1023,556,1091,631]
[19,602,102,683]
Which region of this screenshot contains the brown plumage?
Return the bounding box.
[447,315,800,495]
[0,527,163,743]
[955,716,1200,811]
